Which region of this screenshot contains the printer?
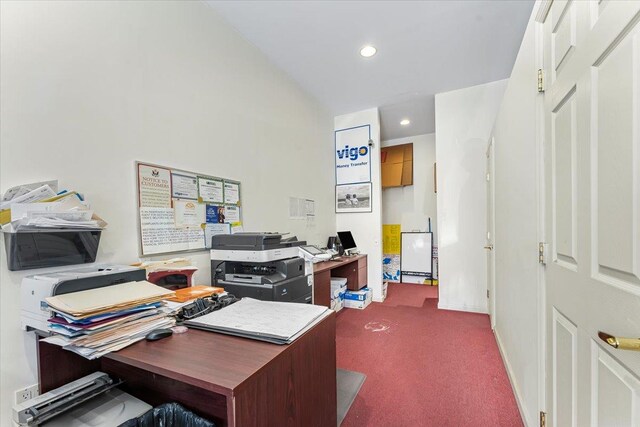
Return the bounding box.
[21,264,146,333]
[13,372,151,426]
[210,233,312,304]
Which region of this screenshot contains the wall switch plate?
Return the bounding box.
[15,384,39,405]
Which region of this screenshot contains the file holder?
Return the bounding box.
[3,229,102,271]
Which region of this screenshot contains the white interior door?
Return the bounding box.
[542,1,640,426]
[486,136,495,328]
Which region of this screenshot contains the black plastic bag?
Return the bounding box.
[119,402,215,427]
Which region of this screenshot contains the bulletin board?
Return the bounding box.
[136,162,243,256]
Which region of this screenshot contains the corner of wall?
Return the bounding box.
[334,109,383,300]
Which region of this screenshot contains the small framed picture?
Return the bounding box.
[336,182,372,213]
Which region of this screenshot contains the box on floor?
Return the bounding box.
[343,287,372,310]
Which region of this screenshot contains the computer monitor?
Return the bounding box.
[337,231,358,254]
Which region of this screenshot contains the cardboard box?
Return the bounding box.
[332,286,345,300]
[331,277,347,287]
[343,297,371,310]
[343,287,372,310]
[381,143,413,188]
[331,296,344,312]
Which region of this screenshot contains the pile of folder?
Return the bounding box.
[185,298,331,345]
[0,179,107,231]
[42,281,175,359]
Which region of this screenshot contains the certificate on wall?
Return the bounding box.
[335,125,371,185]
[224,181,240,205]
[171,173,198,200]
[224,205,241,223]
[198,178,224,204]
[174,199,205,228]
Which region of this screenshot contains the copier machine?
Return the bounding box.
[210,233,312,304]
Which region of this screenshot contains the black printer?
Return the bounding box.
[210,233,311,304]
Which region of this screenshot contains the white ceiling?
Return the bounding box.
[208,0,534,141]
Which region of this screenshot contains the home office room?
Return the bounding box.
[4,1,640,426]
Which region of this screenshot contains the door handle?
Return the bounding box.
[484,245,493,250]
[598,332,640,351]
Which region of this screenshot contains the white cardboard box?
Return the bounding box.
[343,287,372,310]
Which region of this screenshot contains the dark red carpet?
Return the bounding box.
[336,283,523,427]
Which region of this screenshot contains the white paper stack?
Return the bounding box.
[1,180,108,231]
[42,281,175,359]
[185,298,331,344]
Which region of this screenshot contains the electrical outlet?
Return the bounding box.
[15,384,39,405]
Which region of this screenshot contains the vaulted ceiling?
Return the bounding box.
[208,1,534,140]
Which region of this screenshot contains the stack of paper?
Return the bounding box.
[42,281,175,359]
[0,180,108,231]
[134,258,198,273]
[185,298,331,344]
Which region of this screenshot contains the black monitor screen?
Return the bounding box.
[337,231,357,250]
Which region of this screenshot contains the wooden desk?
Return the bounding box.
[37,313,337,427]
[313,255,367,308]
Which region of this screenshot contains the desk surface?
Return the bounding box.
[105,328,288,397]
[39,311,337,427]
[313,254,367,274]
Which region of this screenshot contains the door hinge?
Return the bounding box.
[540,411,547,427]
[487,289,490,299]
[538,242,546,265]
[537,69,545,93]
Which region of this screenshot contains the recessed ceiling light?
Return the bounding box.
[360,45,377,58]
[400,119,411,126]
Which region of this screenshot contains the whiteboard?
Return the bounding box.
[400,232,432,276]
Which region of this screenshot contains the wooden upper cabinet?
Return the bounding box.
[381,143,413,188]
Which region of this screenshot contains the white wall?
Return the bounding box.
[381,133,437,240]
[334,109,383,301]
[492,10,541,427]
[434,79,508,313]
[0,1,334,422]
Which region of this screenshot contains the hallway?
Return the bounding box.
[337,283,522,427]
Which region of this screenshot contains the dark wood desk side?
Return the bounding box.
[36,312,337,427]
[312,255,368,307]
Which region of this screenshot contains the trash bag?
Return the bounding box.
[119,402,215,427]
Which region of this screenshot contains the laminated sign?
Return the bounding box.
[335,125,371,185]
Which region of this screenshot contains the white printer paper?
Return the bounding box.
[186,298,330,341]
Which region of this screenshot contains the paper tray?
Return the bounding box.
[3,228,102,271]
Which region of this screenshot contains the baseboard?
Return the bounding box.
[437,301,487,314]
[494,329,533,427]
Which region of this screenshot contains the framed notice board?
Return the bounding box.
[136,162,242,256]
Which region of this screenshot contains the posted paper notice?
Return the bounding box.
[172,173,198,200]
[174,199,205,228]
[140,207,204,255]
[224,205,240,223]
[204,223,231,248]
[224,182,239,205]
[198,178,224,204]
[138,165,171,208]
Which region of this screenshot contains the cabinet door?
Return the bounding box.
[313,271,331,308]
[357,266,368,289]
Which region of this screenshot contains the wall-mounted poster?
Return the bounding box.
[336,182,372,213]
[136,162,242,256]
[335,125,371,185]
